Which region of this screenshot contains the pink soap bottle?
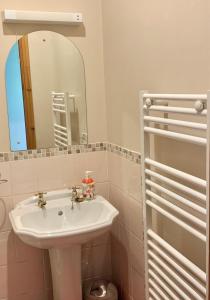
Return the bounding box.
[82,171,95,200]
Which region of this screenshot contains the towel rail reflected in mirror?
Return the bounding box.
[5,30,88,151]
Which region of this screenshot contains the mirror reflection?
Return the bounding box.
[5,31,88,151]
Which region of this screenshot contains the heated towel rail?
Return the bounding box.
[52,92,75,147]
[140,92,210,300]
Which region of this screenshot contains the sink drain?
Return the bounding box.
[58,210,63,216]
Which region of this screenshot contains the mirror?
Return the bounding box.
[5,31,87,151]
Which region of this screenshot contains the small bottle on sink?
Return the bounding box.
[82,171,95,200]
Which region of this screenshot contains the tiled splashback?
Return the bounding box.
[0,151,110,300]
[0,142,141,164]
[0,144,143,300]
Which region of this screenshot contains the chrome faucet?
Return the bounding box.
[36,192,47,208]
[71,186,83,209]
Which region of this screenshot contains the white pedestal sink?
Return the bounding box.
[9,189,119,300]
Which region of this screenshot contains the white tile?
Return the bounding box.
[10,160,38,195]
[0,231,15,266]
[109,184,129,226]
[0,266,7,298]
[14,234,43,263]
[82,244,112,280]
[35,157,63,191]
[0,162,12,197]
[0,197,13,232]
[90,244,112,278]
[84,232,110,248]
[95,182,109,199]
[131,267,145,300]
[84,151,108,183]
[73,153,89,184]
[59,155,78,188]
[129,234,144,276]
[73,151,108,185]
[108,152,123,188]
[12,193,34,208]
[8,259,44,296]
[127,196,143,240]
[108,152,142,203]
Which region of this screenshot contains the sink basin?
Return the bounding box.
[9,189,119,300]
[10,189,118,249]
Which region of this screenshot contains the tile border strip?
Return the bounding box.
[0,142,141,164]
[107,143,141,164]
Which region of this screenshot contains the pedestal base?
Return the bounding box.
[49,245,82,300]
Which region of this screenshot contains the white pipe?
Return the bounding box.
[54,139,67,147]
[149,289,162,300]
[146,190,206,229]
[144,126,207,145]
[144,116,207,130]
[147,229,206,282]
[52,92,65,96]
[143,93,207,100]
[53,104,65,108]
[149,279,170,300]
[145,169,206,202]
[54,124,67,131]
[53,98,64,102]
[54,134,68,143]
[149,269,181,300]
[148,257,203,300]
[146,200,206,241]
[145,158,206,188]
[148,260,191,300]
[54,129,68,137]
[148,240,206,295]
[143,105,207,115]
[145,179,206,215]
[53,108,65,114]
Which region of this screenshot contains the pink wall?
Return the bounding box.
[0,151,111,300]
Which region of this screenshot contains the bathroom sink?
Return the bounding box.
[9,189,118,249]
[9,189,119,300]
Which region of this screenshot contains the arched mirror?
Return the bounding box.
[5,31,87,151]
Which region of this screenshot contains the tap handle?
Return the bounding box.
[71,185,81,191]
[35,192,47,197]
[0,179,8,184]
[0,173,8,184]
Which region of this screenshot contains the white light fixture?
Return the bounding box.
[2,9,83,25]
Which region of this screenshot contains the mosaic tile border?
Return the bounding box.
[0,142,141,164]
[107,143,141,164]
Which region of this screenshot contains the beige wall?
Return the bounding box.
[0,1,209,152]
[101,2,210,298]
[0,0,107,151]
[102,0,210,152]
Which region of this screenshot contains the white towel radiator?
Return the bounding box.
[140,92,209,300]
[52,92,75,147]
